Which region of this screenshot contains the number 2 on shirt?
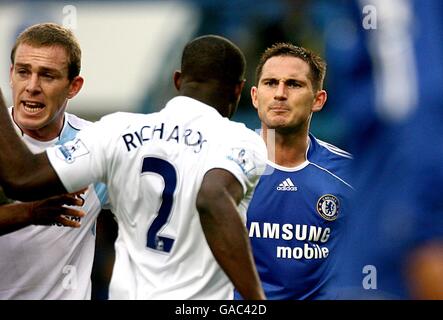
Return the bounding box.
[141,156,176,253]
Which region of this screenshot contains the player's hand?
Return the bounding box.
[29,190,86,228]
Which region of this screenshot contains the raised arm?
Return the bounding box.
[0,89,66,200]
[196,168,265,300]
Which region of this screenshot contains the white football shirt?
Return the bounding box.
[0,108,108,300]
[46,96,267,299]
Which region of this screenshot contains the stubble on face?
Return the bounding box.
[254,56,315,133]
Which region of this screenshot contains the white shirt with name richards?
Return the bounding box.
[0,108,108,300]
[46,96,267,299]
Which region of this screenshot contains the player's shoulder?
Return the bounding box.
[65,112,147,142]
[225,118,261,141]
[308,134,354,188]
[65,112,92,131]
[224,119,266,151]
[221,120,268,173]
[99,111,141,122]
[96,111,150,130]
[309,134,353,163]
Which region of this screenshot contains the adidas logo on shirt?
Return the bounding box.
[276,178,298,191]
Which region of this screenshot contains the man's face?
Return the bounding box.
[10,43,82,140]
[252,55,324,133]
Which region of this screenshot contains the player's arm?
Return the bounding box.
[0,89,66,200]
[196,168,265,300]
[406,241,443,299]
[0,192,85,236]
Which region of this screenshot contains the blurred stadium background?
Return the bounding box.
[1,0,428,299]
[0,0,359,145]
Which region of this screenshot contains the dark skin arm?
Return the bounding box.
[0,89,66,201]
[196,168,265,300]
[0,192,85,236]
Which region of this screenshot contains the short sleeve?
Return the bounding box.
[208,129,267,195]
[46,123,106,193]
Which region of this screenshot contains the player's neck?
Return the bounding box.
[262,127,309,167]
[18,120,64,142]
[180,83,231,118]
[12,108,65,142]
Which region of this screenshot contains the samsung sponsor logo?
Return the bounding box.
[249,222,331,243]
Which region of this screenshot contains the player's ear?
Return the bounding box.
[251,86,259,110]
[67,76,84,99]
[173,71,182,90]
[312,89,327,113]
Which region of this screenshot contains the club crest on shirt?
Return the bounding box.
[55,138,89,163]
[316,194,339,221]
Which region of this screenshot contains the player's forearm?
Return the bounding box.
[0,89,35,186]
[0,202,34,236]
[198,195,265,300]
[0,89,67,200]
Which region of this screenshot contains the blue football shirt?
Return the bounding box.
[235,133,353,300]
